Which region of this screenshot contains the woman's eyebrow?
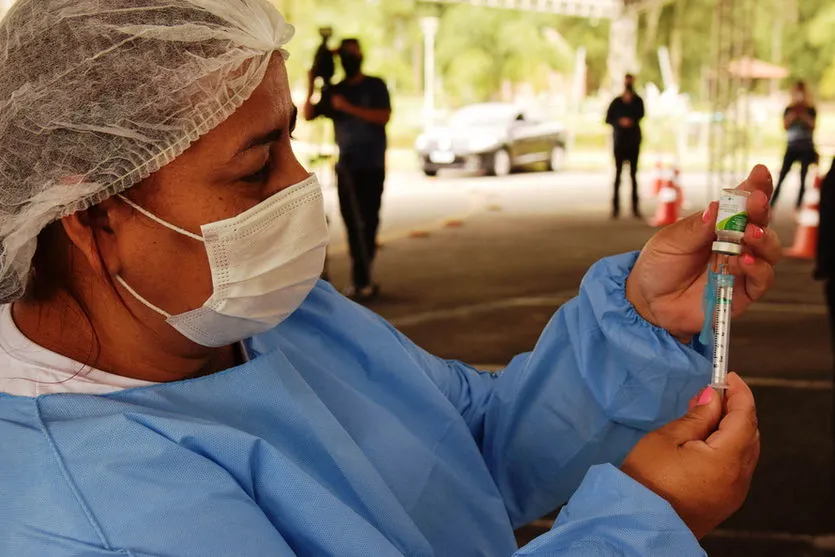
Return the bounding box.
[239,128,284,153]
[235,106,298,155]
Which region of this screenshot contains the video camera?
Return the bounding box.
[310,27,337,118]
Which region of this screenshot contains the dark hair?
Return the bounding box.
[28,216,106,371]
[625,73,635,81]
[796,80,806,91]
[29,222,71,303]
[340,38,360,50]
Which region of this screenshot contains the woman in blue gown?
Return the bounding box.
[0,1,781,555]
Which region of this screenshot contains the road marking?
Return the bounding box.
[390,293,826,329]
[708,529,835,550]
[474,365,832,389]
[527,520,835,549]
[751,302,827,316]
[388,296,832,391]
[738,377,833,390]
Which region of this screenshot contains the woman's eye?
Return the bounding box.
[241,163,270,183]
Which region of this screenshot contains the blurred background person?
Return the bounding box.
[305,38,391,302]
[772,81,818,210]
[605,74,645,219]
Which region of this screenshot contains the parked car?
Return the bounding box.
[415,103,567,177]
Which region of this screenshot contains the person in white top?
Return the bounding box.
[0,305,156,396]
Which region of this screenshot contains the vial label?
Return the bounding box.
[717,190,749,234]
[717,213,748,233]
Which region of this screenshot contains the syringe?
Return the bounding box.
[709,252,736,393]
[702,188,751,395]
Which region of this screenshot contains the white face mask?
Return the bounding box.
[116,175,328,348]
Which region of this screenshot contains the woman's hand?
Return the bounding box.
[621,373,760,539]
[626,165,781,340]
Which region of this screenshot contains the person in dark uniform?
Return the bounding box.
[305,38,391,301]
[772,81,818,210]
[605,74,645,219]
[815,159,835,441]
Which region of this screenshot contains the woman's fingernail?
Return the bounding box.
[753,226,765,240]
[702,207,711,223]
[742,254,756,265]
[697,388,714,406]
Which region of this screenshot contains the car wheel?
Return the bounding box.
[423,169,438,177]
[547,145,565,172]
[489,148,512,177]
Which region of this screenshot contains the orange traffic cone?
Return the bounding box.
[670,166,685,212]
[651,181,680,227]
[651,161,665,196]
[785,169,821,259]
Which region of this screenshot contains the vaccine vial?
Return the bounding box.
[714,188,751,250]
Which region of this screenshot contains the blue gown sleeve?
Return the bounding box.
[384,252,711,527]
[514,464,706,556]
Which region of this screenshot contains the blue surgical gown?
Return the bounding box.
[0,253,710,556]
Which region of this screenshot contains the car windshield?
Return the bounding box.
[448,105,517,127]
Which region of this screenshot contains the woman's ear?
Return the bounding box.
[60,198,125,277]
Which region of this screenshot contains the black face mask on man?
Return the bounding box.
[341,53,363,78]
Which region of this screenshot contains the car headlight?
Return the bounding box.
[415,135,430,151]
[468,136,500,153]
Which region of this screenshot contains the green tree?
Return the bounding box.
[435,5,573,104]
[269,0,835,105]
[804,2,835,98]
[556,18,609,93]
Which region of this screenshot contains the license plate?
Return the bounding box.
[430,150,455,164]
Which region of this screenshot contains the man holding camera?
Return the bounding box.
[304,38,392,301]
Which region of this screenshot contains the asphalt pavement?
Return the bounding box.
[323,167,834,556]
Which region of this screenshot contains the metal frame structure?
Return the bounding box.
[707,0,756,197]
[420,0,621,19]
[423,0,677,19]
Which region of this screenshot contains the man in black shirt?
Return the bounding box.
[605,74,645,219]
[305,39,391,300]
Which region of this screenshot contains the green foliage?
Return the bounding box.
[271,0,587,106]
[269,0,835,106]
[805,3,835,98]
[636,0,835,100]
[434,5,574,104]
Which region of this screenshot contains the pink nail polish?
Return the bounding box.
[697,388,713,406]
[702,208,711,223]
[753,227,765,240]
[742,254,756,265]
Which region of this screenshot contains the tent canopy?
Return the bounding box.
[728,57,789,80]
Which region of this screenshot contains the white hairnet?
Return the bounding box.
[0,0,294,303]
